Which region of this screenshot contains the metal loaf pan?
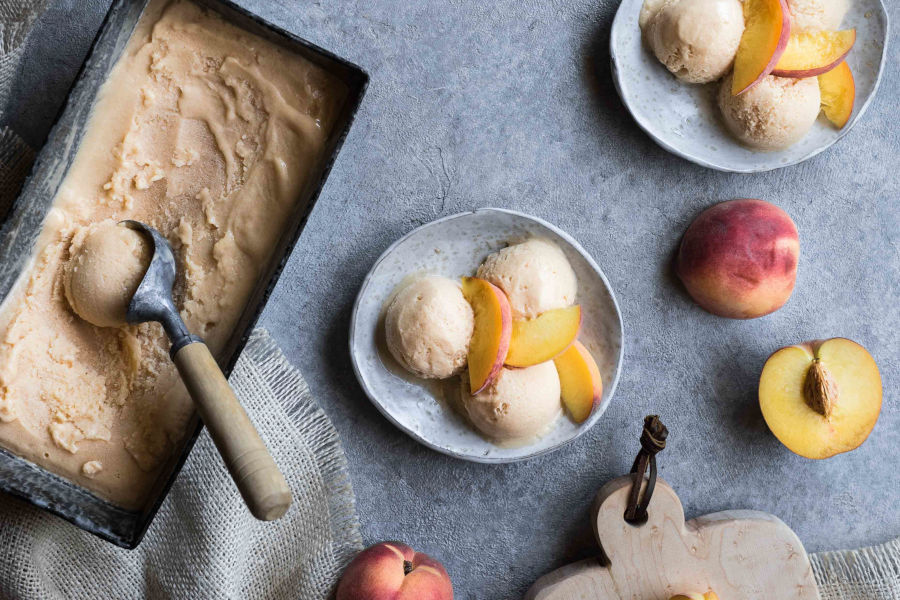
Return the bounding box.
[0,0,367,548]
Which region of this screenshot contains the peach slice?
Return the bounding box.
[819,61,855,128]
[554,341,603,424]
[461,277,512,395]
[759,338,882,459]
[732,0,791,95]
[772,29,856,78]
[505,305,582,368]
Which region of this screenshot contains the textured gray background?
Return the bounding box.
[3,1,898,598]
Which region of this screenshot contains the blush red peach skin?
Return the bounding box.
[675,199,799,319]
[336,542,453,600]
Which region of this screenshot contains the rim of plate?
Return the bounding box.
[348,207,625,463]
[609,0,890,174]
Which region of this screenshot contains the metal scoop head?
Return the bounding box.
[122,220,191,342]
[119,221,291,520]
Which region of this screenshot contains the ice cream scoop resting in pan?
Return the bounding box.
[119,220,292,520]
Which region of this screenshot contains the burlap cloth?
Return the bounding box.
[0,2,898,599]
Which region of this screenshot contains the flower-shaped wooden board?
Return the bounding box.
[526,476,819,599]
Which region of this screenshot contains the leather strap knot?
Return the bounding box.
[624,415,668,524]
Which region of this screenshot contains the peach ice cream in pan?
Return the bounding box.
[0,0,349,510]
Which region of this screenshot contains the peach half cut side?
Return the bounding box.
[732,0,791,95]
[461,277,512,395]
[759,338,882,460]
[505,305,582,368]
[675,199,799,320]
[772,29,856,78]
[554,340,603,424]
[819,61,855,128]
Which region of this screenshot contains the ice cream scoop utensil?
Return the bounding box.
[123,220,291,520]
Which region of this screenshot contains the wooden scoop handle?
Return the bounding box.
[173,340,291,520]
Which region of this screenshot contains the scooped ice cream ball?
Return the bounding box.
[64,220,152,328]
[640,0,745,84]
[476,238,576,320]
[384,276,474,379]
[787,0,849,32]
[462,362,561,443]
[718,73,821,151]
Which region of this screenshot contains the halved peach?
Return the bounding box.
[772,29,856,78]
[505,305,581,368]
[554,341,603,424]
[759,338,882,459]
[819,61,855,128]
[461,277,512,395]
[732,0,792,95]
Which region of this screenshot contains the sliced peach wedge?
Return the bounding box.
[505,305,582,368]
[759,338,882,459]
[732,0,791,95]
[772,29,856,78]
[461,277,512,395]
[554,341,603,424]
[819,61,855,128]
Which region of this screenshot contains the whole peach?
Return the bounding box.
[336,542,453,600]
[675,199,799,319]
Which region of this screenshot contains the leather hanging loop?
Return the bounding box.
[624,415,668,524]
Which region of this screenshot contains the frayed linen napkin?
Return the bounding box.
[0,329,363,599]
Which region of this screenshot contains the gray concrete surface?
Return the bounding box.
[3,1,898,598]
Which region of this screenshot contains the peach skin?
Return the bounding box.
[732,0,792,95]
[506,305,581,368]
[336,542,454,600]
[675,199,799,319]
[772,29,855,78]
[461,277,512,394]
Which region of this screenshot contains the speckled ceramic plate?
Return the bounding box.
[349,208,624,463]
[610,0,889,173]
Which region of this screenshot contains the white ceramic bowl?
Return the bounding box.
[349,208,624,462]
[610,0,889,173]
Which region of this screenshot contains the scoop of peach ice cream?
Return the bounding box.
[476,238,576,320]
[787,0,849,32]
[718,73,821,150]
[385,276,474,379]
[640,0,745,84]
[64,221,151,328]
[461,362,561,443]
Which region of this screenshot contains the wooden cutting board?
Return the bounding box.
[526,475,820,600]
